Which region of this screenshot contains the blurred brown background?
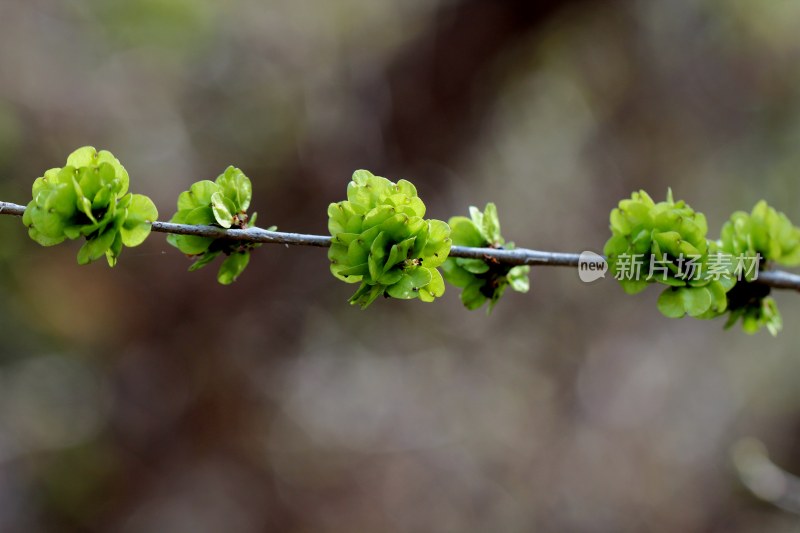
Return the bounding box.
[1,0,800,531]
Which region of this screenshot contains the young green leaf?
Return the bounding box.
[217,252,250,285]
[121,194,158,247]
[211,191,235,228]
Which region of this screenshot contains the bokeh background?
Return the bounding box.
[1,0,800,531]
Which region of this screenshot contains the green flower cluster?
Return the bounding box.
[716,201,800,335]
[167,167,266,284]
[604,190,735,319]
[719,200,800,271]
[22,146,157,267]
[441,203,530,311]
[328,170,451,308]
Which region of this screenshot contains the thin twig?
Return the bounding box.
[2,200,799,291]
[151,220,334,247]
[0,201,24,217]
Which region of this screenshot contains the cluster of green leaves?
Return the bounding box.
[606,191,800,336]
[328,170,451,308]
[719,200,800,270]
[604,190,735,320]
[715,201,800,335]
[441,203,530,311]
[22,146,157,266]
[167,167,267,284]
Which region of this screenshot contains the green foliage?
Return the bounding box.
[441,203,530,311]
[328,170,451,308]
[15,148,800,335]
[22,146,158,267]
[604,190,735,320]
[722,283,782,336]
[89,0,216,59]
[715,201,800,335]
[167,166,266,284]
[719,200,800,269]
[606,192,800,336]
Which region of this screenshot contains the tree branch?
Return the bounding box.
[2,201,799,291]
